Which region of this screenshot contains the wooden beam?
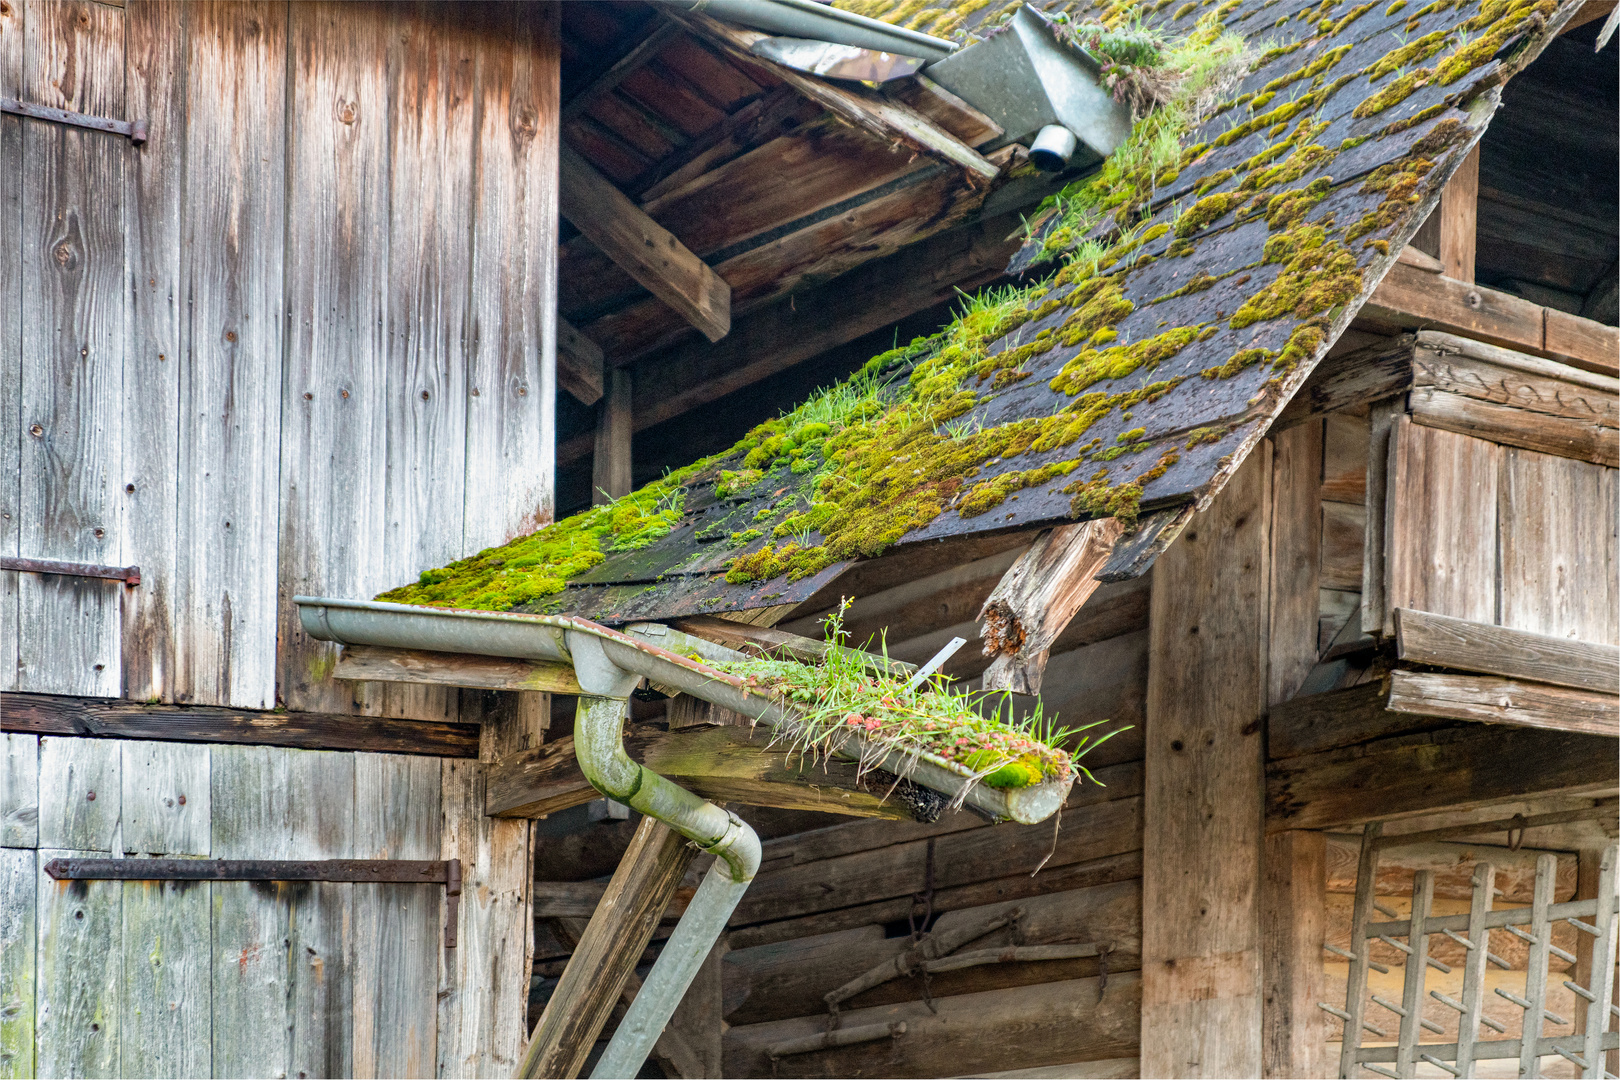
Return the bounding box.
[1269,421,1323,705]
[1269,680,1440,760]
[557,317,605,406]
[977,518,1124,695]
[1272,335,1416,431]
[1560,0,1616,34]
[557,210,1023,466]
[670,10,1000,184]
[334,644,583,694]
[560,16,682,123]
[1363,260,1620,376]
[1394,608,1620,694]
[559,144,730,342]
[882,74,1002,148]
[592,367,633,505]
[1142,449,1269,1077]
[519,814,698,1079]
[1261,830,1328,1079]
[485,721,921,821]
[1386,669,1619,738]
[0,690,479,757]
[1266,724,1620,831]
[1438,146,1479,284]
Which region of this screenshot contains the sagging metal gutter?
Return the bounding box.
[652,0,958,61]
[294,596,1072,1076]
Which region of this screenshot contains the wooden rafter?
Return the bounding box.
[667,9,1000,183]
[557,317,605,405]
[560,144,731,342]
[557,210,1023,466]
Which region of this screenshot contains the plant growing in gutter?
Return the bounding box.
[709,604,1128,794]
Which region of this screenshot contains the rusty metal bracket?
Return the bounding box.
[2,97,147,144]
[2,556,141,586]
[45,857,463,946]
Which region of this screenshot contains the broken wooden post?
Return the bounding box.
[977,517,1123,694]
[518,815,698,1078]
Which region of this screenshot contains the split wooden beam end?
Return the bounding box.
[557,316,605,405]
[977,517,1126,695]
[560,145,731,342]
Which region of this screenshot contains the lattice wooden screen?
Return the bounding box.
[1323,821,1619,1079]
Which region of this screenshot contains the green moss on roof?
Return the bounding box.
[380,0,1565,614]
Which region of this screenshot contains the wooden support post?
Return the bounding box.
[1262,830,1327,1079]
[1269,421,1323,705]
[557,317,605,406]
[559,145,730,342]
[977,518,1124,694]
[518,814,698,1079]
[1142,448,1270,1078]
[1439,146,1479,284]
[592,368,632,505]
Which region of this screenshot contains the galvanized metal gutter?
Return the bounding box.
[294,596,1072,1075]
[651,0,958,61]
[295,598,1073,824]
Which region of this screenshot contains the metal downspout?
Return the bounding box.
[555,630,762,1080]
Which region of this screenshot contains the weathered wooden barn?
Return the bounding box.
[2,0,1617,1078]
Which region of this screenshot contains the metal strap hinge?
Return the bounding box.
[2,97,147,144]
[46,857,463,947]
[2,556,141,585]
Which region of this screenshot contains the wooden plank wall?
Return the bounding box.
[1386,418,1619,644]
[0,0,560,716]
[0,733,530,1079]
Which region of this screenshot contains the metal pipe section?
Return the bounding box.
[650,0,957,60]
[293,597,1074,825]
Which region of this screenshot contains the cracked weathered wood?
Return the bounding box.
[1394,608,1619,694]
[978,517,1124,695]
[520,815,697,1079]
[334,644,584,695]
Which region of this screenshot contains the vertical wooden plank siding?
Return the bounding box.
[439,758,534,1078]
[1142,448,1269,1078]
[284,751,358,1079]
[0,848,36,1080]
[353,753,442,1079]
[1,733,38,849]
[37,849,123,1076]
[378,3,478,726]
[120,877,210,1077]
[173,0,286,709]
[1260,831,1327,1079]
[120,0,187,702]
[1386,417,1500,625]
[18,0,125,698]
[277,2,393,717]
[462,3,560,552]
[1499,449,1619,645]
[0,0,21,696]
[38,736,121,853]
[209,744,293,1079]
[120,741,209,856]
[120,740,212,1077]
[1268,422,1323,705]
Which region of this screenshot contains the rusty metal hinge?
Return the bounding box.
[1,556,140,586]
[1,96,148,144]
[46,857,464,947]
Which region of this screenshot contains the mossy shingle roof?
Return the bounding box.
[379,0,1577,623]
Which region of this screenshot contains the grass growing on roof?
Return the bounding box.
[709,603,1127,793]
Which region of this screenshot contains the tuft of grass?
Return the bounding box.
[709,601,1129,796]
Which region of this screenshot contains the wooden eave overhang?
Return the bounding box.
[556,2,1012,370]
